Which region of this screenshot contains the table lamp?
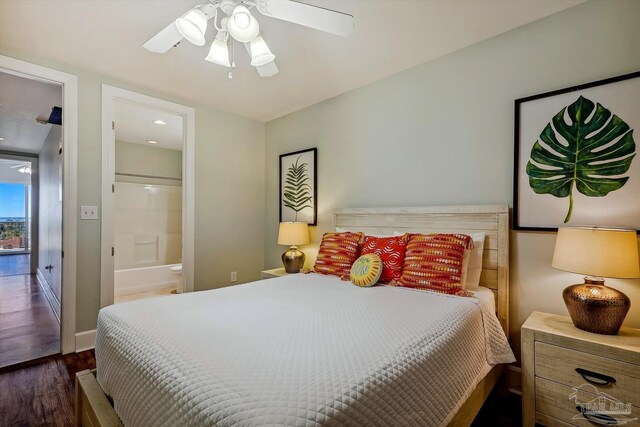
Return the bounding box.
[278,222,310,273]
[552,227,640,335]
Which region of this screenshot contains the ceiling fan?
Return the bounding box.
[144,0,354,78]
[10,163,32,174]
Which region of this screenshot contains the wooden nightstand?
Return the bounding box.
[260,268,289,279]
[522,311,640,427]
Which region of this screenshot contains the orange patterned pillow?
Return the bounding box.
[391,233,474,296]
[313,232,364,278]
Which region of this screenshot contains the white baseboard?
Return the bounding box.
[36,268,61,323]
[76,329,96,352]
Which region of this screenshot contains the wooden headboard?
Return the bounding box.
[333,205,510,336]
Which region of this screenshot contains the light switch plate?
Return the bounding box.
[80,205,99,220]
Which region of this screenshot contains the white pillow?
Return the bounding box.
[393,231,485,289]
[465,233,485,290]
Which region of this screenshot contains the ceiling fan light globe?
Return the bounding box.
[175,7,208,46]
[251,53,275,67]
[228,5,259,42]
[250,36,275,66]
[234,12,251,29]
[205,34,231,67]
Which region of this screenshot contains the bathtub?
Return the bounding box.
[114,263,182,297]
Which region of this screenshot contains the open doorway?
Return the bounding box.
[1,54,77,359]
[0,70,62,367]
[112,101,184,303]
[100,85,195,308]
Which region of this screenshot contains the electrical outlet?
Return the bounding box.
[80,205,99,220]
[230,271,237,282]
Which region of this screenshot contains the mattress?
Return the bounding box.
[96,274,514,427]
[470,285,496,314]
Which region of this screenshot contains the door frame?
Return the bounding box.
[100,85,196,307]
[0,55,78,355]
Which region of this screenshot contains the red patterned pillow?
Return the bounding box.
[360,235,408,283]
[313,232,364,278]
[392,233,474,295]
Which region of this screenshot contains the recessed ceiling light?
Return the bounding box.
[147,140,158,144]
[0,138,5,141]
[153,120,167,126]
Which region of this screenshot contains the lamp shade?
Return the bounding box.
[205,31,230,67]
[552,227,640,279]
[227,5,259,42]
[250,36,275,66]
[278,222,310,246]
[175,6,208,46]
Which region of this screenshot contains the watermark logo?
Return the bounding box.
[569,384,637,426]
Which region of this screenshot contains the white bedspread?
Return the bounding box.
[96,274,514,427]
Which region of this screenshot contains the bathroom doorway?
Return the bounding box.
[112,102,184,303]
[100,86,195,307]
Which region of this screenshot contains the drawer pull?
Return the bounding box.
[575,368,616,386]
[575,406,617,425]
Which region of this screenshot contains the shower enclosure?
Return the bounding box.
[114,179,182,298]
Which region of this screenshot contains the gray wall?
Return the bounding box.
[265,0,640,356]
[0,47,265,333]
[115,140,182,185]
[38,125,63,301]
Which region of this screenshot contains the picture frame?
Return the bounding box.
[279,148,317,226]
[513,71,640,232]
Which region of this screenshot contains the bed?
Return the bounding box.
[76,205,514,427]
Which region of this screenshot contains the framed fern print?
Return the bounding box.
[514,71,640,231]
[279,148,317,225]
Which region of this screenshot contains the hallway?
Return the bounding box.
[0,272,60,369]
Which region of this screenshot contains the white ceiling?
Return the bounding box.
[0,0,584,122]
[0,71,61,154]
[114,101,184,151]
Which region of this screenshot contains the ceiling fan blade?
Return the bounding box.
[143,21,184,53]
[256,0,353,37]
[257,61,279,77]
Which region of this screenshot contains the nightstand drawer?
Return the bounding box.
[522,312,640,427]
[535,377,640,426]
[535,342,640,407]
[534,413,573,427]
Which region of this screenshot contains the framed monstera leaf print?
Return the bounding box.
[514,71,640,232]
[279,148,317,225]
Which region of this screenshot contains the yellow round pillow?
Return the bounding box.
[350,254,383,287]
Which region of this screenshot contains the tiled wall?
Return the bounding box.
[114,182,182,270]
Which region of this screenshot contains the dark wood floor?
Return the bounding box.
[472,390,522,427]
[0,348,521,427]
[0,274,60,368]
[0,350,96,426]
[0,254,30,277]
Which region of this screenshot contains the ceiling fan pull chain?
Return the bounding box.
[229,39,235,79]
[232,38,236,68]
